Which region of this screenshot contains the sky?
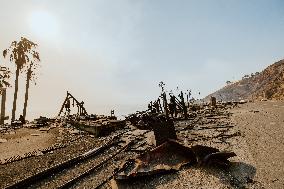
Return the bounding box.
[0,0,284,120]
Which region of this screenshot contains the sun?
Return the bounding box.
[28,10,59,40]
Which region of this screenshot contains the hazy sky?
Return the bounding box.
[0,0,284,120]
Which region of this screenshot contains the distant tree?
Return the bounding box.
[158,81,165,93]
[3,37,39,121]
[242,74,250,79]
[255,72,260,75]
[226,80,232,85]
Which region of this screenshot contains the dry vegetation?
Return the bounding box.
[206,59,284,101]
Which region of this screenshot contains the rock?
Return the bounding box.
[0,159,7,164]
[36,151,44,156]
[39,128,50,131]
[210,96,217,106]
[31,133,40,136]
[69,129,80,134]
[0,138,7,143]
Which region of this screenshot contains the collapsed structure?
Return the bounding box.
[0,89,254,189]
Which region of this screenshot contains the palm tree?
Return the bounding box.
[3,37,39,122]
[0,66,11,124]
[0,66,11,88]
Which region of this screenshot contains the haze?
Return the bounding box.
[0,0,284,120]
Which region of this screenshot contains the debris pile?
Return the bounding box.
[116,140,236,180]
[0,90,256,189]
[30,116,50,128]
[128,114,177,145]
[72,119,126,137]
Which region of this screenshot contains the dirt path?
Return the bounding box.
[231,101,284,189]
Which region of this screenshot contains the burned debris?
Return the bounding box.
[115,140,236,180]
[58,91,88,117]
[129,114,177,145]
[56,91,125,137]
[0,87,255,189]
[116,140,197,179]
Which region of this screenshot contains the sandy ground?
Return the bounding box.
[0,127,58,161]
[231,101,284,189]
[0,101,283,189]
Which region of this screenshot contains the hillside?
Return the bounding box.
[205,59,284,101]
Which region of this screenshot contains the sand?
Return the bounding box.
[231,100,284,189]
[0,127,57,161]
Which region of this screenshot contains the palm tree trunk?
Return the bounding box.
[0,88,6,124]
[11,67,20,122]
[23,65,32,120]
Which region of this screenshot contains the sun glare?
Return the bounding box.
[28,10,59,40]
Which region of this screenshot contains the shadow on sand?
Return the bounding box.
[204,161,257,188]
[112,162,257,189]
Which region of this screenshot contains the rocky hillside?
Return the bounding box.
[205,59,284,101]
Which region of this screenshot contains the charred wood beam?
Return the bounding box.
[58,91,88,117]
